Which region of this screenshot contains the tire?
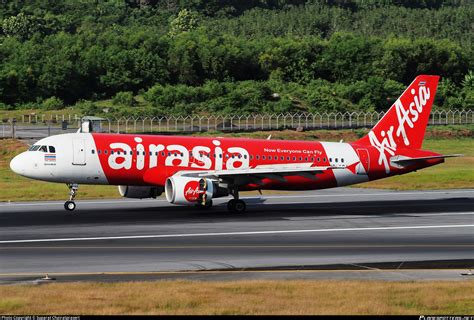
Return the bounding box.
[227,199,236,212]
[64,201,76,211]
[233,200,246,213]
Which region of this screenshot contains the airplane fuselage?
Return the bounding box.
[11,132,442,190]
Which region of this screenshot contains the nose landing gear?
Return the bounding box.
[64,184,79,211]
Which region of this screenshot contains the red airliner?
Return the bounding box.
[10,75,459,212]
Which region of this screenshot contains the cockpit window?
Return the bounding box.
[48,146,56,153]
[39,146,48,152]
[29,145,40,151]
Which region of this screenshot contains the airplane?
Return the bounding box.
[9,75,460,213]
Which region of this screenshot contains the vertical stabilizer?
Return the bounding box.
[355,75,439,150]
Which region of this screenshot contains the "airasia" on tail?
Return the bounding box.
[356,75,440,154]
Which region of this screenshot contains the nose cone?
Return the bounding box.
[10,153,26,176]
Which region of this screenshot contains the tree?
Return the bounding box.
[168,9,199,37]
[2,13,41,40]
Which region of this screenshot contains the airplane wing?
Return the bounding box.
[390,154,462,167]
[179,164,340,185]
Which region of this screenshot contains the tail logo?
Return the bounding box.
[369,83,431,174]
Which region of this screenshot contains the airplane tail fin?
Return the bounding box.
[355,75,440,150]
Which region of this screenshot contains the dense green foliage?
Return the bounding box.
[0,0,472,116]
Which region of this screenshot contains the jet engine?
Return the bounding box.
[118,185,163,199]
[165,176,228,206]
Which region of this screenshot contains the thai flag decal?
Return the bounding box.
[45,153,56,162]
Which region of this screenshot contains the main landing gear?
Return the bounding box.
[64,183,78,211]
[227,186,246,213]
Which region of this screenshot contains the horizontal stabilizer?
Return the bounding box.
[390,154,462,167]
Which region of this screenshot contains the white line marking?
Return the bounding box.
[1,224,473,244]
[0,189,472,207]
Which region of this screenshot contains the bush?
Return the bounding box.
[42,97,64,110]
[112,91,136,107]
[75,100,101,115]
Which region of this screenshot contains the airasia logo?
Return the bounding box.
[368,83,431,174]
[184,180,202,202]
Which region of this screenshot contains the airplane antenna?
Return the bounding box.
[267,135,272,140]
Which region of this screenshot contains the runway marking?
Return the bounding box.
[1,244,473,249]
[1,224,473,244]
[0,189,472,207]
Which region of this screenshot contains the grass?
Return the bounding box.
[0,126,472,202]
[0,280,473,315]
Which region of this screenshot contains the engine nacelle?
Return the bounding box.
[165,176,228,205]
[118,185,163,199]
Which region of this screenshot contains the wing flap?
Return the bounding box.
[179,164,337,185]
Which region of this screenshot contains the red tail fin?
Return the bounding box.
[356,75,440,150]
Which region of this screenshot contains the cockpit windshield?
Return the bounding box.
[28,145,55,152]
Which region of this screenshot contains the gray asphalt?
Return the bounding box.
[0,188,473,283]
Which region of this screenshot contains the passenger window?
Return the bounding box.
[111,150,114,155]
[323,157,326,162]
[317,157,320,162]
[91,150,95,154]
[299,157,302,161]
[329,158,332,162]
[256,156,260,160]
[335,158,338,163]
[341,158,344,163]
[104,150,108,154]
[286,157,290,160]
[98,150,101,154]
[49,146,56,153]
[263,156,266,160]
[293,157,296,161]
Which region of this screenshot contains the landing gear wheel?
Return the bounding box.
[233,199,246,213]
[64,200,76,211]
[227,199,236,212]
[65,183,79,212]
[227,199,246,213]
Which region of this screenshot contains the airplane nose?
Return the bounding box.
[10,153,25,175]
